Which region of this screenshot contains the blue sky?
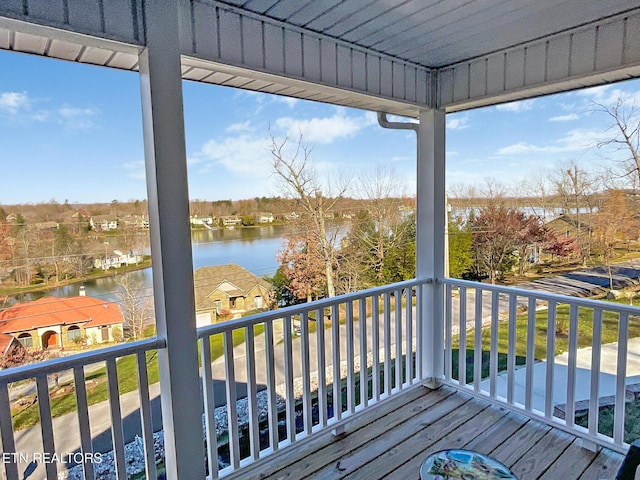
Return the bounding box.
[1,48,639,205]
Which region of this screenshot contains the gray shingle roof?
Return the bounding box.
[193,264,273,311]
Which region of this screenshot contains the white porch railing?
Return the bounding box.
[198,278,426,478]
[0,279,426,480]
[3,276,637,479]
[0,337,164,480]
[442,277,640,454]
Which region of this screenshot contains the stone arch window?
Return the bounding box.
[67,326,82,343]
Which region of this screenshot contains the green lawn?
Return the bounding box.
[454,300,640,362]
[15,294,638,430]
[448,297,640,385]
[11,324,265,430]
[575,401,640,444]
[450,349,527,384]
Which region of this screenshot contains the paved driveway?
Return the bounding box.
[480,338,640,413]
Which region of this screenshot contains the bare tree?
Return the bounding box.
[11,225,36,285]
[350,165,411,283]
[114,273,155,340]
[270,134,349,298]
[478,178,509,204]
[593,190,639,289]
[520,171,552,221]
[551,162,599,264]
[595,96,640,190]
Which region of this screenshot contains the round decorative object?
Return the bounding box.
[419,449,518,480]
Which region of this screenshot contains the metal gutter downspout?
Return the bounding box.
[377,111,449,280]
[377,110,445,388]
[376,112,418,134]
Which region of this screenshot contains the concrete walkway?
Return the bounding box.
[480,338,640,413]
[468,260,640,413]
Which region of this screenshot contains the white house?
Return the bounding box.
[94,250,143,270]
[256,212,274,223]
[90,216,118,231]
[189,215,214,226]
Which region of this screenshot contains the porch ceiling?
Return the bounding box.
[1,1,640,115]
[226,0,637,69]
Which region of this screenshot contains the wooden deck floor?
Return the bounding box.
[227,384,630,480]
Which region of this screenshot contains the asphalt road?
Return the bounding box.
[13,261,640,478]
[11,305,415,478]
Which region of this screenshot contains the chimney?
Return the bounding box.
[79,285,86,297]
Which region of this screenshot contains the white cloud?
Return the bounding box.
[577,85,613,99]
[196,135,271,176]
[447,115,470,130]
[0,91,99,128]
[576,85,640,109]
[549,113,579,122]
[274,110,374,144]
[498,142,537,155]
[225,121,253,133]
[274,96,299,108]
[122,160,146,180]
[495,99,535,112]
[0,91,30,114]
[58,105,99,129]
[391,155,412,162]
[497,128,604,155]
[365,111,378,125]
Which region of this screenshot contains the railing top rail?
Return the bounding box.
[443,277,640,316]
[197,278,429,338]
[0,337,165,385]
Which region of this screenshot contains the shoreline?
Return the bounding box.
[0,258,152,300]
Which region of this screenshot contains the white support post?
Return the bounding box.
[138,1,206,478]
[416,108,446,388]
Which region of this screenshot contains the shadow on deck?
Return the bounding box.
[226,384,627,480]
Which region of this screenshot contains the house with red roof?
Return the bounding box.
[0,296,125,350]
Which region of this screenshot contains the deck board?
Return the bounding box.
[490,419,552,468]
[227,384,628,480]
[383,402,512,480]
[339,394,482,479]
[537,439,597,480]
[510,428,574,479]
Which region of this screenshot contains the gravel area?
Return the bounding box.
[61,344,403,479]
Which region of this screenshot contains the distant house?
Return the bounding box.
[256,212,274,223]
[546,214,592,240]
[94,250,143,270]
[190,215,214,227]
[399,205,415,220]
[122,214,150,229]
[193,264,273,326]
[0,296,125,349]
[90,216,118,231]
[221,216,242,227]
[34,221,59,231]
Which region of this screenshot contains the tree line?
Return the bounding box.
[268,94,640,303]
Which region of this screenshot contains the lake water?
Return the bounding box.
[16,225,292,304]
